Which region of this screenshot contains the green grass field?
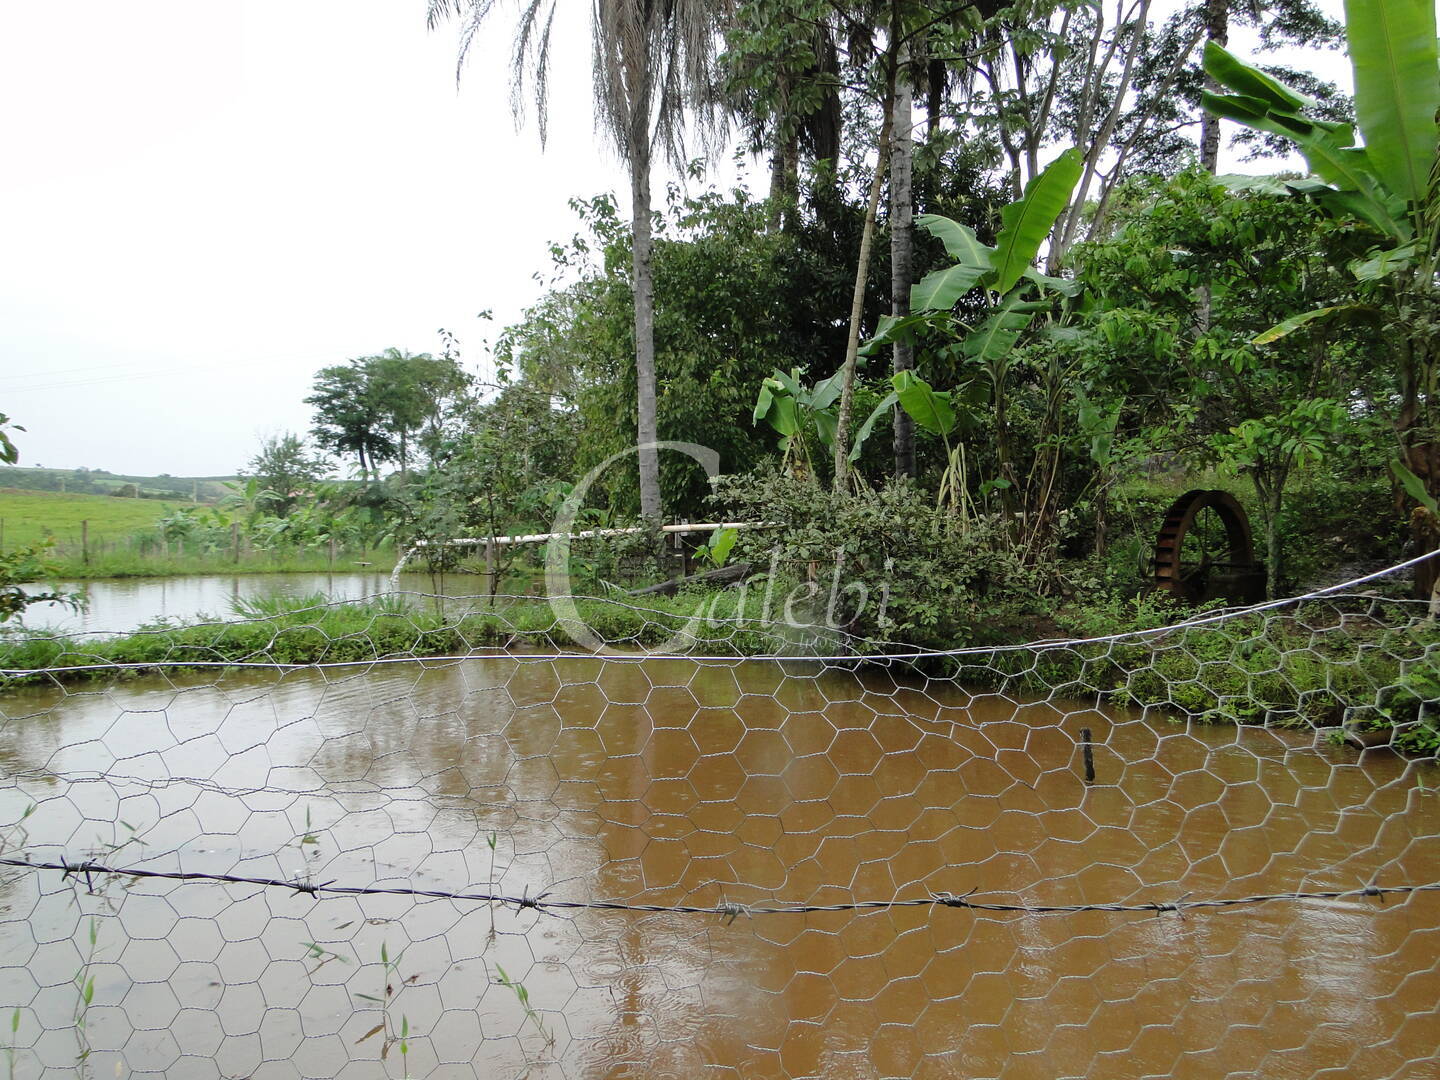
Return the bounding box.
[1,487,397,578]
[0,488,182,549]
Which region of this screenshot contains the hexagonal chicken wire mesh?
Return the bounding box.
[0,562,1437,1078]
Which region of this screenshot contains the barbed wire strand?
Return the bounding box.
[3,856,1436,919]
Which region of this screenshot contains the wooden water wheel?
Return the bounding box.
[1153,489,1264,604]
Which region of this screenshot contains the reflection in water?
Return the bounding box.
[0,657,1436,1078]
[17,571,473,636]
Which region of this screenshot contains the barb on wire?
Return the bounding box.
[3,855,1437,919]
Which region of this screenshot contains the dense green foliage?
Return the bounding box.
[306,349,471,478]
[8,0,1436,761]
[492,190,875,515]
[1202,6,1440,594]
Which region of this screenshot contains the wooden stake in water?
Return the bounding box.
[1080,728,1096,784]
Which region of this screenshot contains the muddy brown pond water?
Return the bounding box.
[0,655,1436,1078]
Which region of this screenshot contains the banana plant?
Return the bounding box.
[754,367,888,475]
[1202,0,1440,594]
[221,477,279,525]
[876,146,1084,334]
[863,147,1085,513]
[753,367,840,476]
[1203,6,1438,388]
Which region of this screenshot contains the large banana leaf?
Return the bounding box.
[891,371,956,435]
[910,215,999,310]
[1252,302,1375,344]
[1202,52,1406,239]
[809,369,846,412]
[754,379,799,436]
[1022,266,1081,297]
[849,391,899,462]
[863,312,928,352]
[962,294,1047,363]
[1351,242,1419,280]
[911,262,990,311]
[1300,183,1409,240]
[915,215,994,269]
[812,408,837,449]
[989,147,1084,294]
[1391,459,1440,514]
[1217,173,1295,196]
[1202,41,1314,112]
[860,312,927,357]
[1343,0,1439,209]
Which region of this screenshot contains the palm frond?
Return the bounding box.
[433,0,725,168]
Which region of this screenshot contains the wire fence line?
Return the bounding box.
[4,548,1437,676]
[4,855,1438,920]
[0,556,1438,1078]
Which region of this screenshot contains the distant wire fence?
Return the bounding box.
[0,555,1438,1077]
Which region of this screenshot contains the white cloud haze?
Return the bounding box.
[1,1,645,476]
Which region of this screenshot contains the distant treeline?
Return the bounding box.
[0,466,236,501]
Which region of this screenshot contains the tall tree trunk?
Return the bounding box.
[1253,469,1285,600]
[766,127,801,233]
[1194,0,1228,334]
[926,56,944,140]
[781,132,800,232]
[1398,309,1440,598]
[631,131,662,522]
[1199,0,1229,173]
[1404,440,1440,599]
[890,47,916,479]
[767,127,786,231]
[831,78,897,490]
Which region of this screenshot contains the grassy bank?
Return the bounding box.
[0,592,766,672]
[2,587,1435,754]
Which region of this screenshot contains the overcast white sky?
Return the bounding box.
[1,1,1347,478]
[0,2,660,477]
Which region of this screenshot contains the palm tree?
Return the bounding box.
[428,0,722,522]
[890,43,916,479]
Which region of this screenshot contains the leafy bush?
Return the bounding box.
[710,469,1044,648]
[0,542,80,623]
